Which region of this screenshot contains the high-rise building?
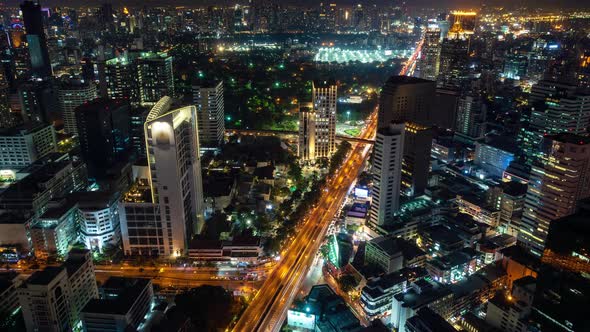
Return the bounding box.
[0,123,56,169]
[18,249,98,332]
[521,80,590,162]
[137,52,174,105]
[0,153,88,217]
[416,27,441,81]
[192,80,225,149]
[401,123,433,197]
[18,79,59,125]
[75,98,130,178]
[518,134,590,256]
[369,122,405,227]
[76,191,121,253]
[312,80,337,158]
[455,94,487,141]
[30,199,79,259]
[120,97,204,257]
[58,79,97,134]
[129,107,149,160]
[20,1,52,78]
[298,102,316,161]
[104,53,139,104]
[438,39,469,87]
[19,266,73,332]
[378,76,436,128]
[81,277,154,332]
[0,69,15,129]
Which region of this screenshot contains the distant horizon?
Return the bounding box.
[4,0,590,10]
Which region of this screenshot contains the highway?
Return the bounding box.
[232,111,377,332]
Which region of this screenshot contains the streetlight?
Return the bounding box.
[346,110,351,122]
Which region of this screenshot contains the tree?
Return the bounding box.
[338,275,358,293]
[174,285,235,331]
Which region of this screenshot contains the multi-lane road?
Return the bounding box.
[232,111,377,332]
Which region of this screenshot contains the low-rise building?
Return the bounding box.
[426,247,483,284]
[76,191,121,253]
[360,267,427,320]
[188,236,263,262]
[365,236,426,274]
[81,277,154,332]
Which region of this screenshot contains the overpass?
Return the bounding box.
[226,128,374,144]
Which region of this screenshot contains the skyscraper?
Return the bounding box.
[192,80,225,149]
[20,1,52,78]
[120,97,204,257]
[137,52,174,105]
[438,39,469,87]
[312,80,337,158]
[416,27,441,81]
[518,134,590,256]
[104,54,139,104]
[75,98,130,177]
[369,122,405,228]
[401,122,433,197]
[521,80,590,162]
[298,102,316,161]
[58,79,97,134]
[455,94,487,141]
[378,76,436,128]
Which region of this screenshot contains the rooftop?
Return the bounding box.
[27,266,65,286]
[82,277,151,315]
[369,236,425,260]
[546,133,590,145]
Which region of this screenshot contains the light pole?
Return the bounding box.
[346,110,351,122]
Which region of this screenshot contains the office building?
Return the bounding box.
[401,123,432,197]
[0,154,87,217]
[298,102,316,161]
[120,97,204,257]
[137,52,174,105]
[455,94,487,141]
[519,134,590,256]
[405,307,456,332]
[30,199,79,259]
[18,267,73,332]
[391,279,453,332]
[522,80,590,162]
[287,284,361,332]
[64,249,100,326]
[438,39,469,87]
[360,268,428,320]
[378,76,436,128]
[0,123,56,169]
[129,107,149,160]
[312,80,337,158]
[475,136,517,178]
[416,27,441,81]
[193,80,225,149]
[58,79,98,134]
[104,54,139,104]
[18,79,60,124]
[76,191,121,253]
[365,235,426,274]
[81,277,154,332]
[369,122,405,227]
[542,201,590,273]
[18,249,98,332]
[0,73,14,129]
[20,1,52,77]
[485,277,535,332]
[75,98,130,178]
[0,272,22,325]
